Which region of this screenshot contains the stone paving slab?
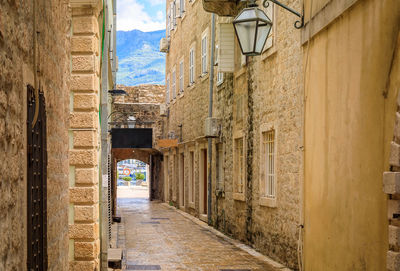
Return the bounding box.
[114,196,290,271]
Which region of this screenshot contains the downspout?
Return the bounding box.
[207,13,216,225]
[100,1,110,270]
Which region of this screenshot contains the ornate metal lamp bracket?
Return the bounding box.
[262,0,304,29]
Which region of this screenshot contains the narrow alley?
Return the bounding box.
[113,187,286,271]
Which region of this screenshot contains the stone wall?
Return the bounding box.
[68,4,102,271]
[162,0,302,268]
[0,1,71,270]
[115,84,165,104]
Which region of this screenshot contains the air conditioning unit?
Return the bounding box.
[160,38,169,53]
[204,117,221,138]
[160,104,167,116]
[168,131,176,139]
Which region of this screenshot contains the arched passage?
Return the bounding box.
[111,148,164,218]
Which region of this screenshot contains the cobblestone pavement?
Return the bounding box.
[115,188,285,271]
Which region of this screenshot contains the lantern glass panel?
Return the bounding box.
[235,20,257,54]
[255,22,272,53]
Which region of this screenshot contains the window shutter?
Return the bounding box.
[176,0,181,17]
[167,9,170,37]
[263,3,274,51]
[218,23,235,73]
[170,2,175,30]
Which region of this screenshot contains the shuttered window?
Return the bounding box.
[180,0,185,16]
[189,46,195,84]
[167,9,170,37]
[201,34,208,74]
[218,23,235,73]
[179,60,184,93]
[234,137,244,194]
[166,76,170,103]
[172,68,176,99]
[173,1,177,26]
[262,2,274,51]
[170,2,175,30]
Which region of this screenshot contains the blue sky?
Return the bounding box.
[117,0,166,32]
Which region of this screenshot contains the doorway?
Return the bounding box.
[199,149,207,215]
[117,159,149,200]
[179,152,185,208]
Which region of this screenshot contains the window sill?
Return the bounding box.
[187,83,195,90]
[200,73,209,82]
[178,91,184,99]
[181,12,186,22]
[235,67,246,79]
[259,196,277,208]
[261,46,277,62]
[233,193,245,202]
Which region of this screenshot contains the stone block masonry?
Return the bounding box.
[0,1,71,270]
[69,3,102,270]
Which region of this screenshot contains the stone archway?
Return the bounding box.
[111,148,164,217]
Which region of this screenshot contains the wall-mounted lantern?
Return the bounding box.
[233,0,304,56]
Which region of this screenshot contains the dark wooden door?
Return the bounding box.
[203,149,207,214]
[27,85,47,271]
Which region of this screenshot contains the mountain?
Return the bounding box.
[117,29,166,86]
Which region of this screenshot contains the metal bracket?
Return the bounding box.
[263,0,304,29]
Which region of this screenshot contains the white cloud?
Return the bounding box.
[117,0,165,32]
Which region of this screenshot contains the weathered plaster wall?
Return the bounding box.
[303,0,400,269]
[0,1,71,270]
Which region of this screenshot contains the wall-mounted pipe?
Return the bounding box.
[207,13,216,225]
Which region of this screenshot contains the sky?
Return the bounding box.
[117,0,166,32]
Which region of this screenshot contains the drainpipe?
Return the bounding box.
[100,2,110,270]
[207,13,216,225]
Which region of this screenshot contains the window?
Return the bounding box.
[167,8,170,38]
[262,129,276,197]
[189,46,195,85]
[262,1,274,51]
[180,0,185,16]
[172,68,176,99]
[173,1,177,27]
[179,59,184,93]
[201,33,208,74]
[166,76,170,103]
[217,72,224,85]
[170,2,175,30]
[216,144,224,190]
[234,136,245,197]
[189,151,194,203]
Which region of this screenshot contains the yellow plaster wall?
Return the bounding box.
[303,0,400,269]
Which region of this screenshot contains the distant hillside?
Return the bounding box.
[117,29,166,86]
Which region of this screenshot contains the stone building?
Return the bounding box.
[109,84,165,210]
[0,0,116,270]
[161,0,400,270]
[160,0,303,268]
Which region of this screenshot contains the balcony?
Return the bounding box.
[202,0,245,16]
[160,38,169,53]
